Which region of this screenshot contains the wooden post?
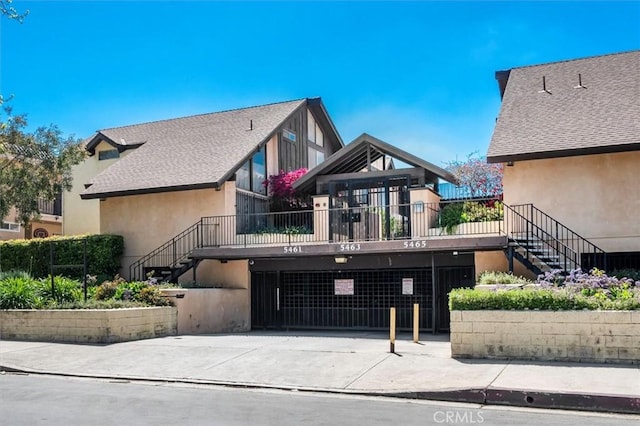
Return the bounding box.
[413,303,419,343]
[390,307,396,353]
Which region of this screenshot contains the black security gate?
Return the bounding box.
[436,266,474,331]
[252,268,433,330]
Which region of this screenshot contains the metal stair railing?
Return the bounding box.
[129,220,203,281]
[504,203,606,272]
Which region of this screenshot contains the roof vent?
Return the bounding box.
[538,76,552,94]
[574,73,587,89]
[248,119,253,131]
[120,138,126,144]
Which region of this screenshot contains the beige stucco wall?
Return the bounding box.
[451,310,640,364]
[27,216,63,239]
[0,307,177,343]
[161,288,250,334]
[474,250,537,280]
[313,195,330,242]
[185,259,250,288]
[503,151,640,252]
[410,188,441,238]
[63,141,134,236]
[1,210,62,241]
[1,207,25,240]
[100,187,230,280]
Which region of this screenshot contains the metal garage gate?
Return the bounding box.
[251,268,433,330]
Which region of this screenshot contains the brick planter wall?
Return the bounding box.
[0,307,177,343]
[451,310,640,364]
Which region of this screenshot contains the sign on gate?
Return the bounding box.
[402,278,414,295]
[334,279,354,295]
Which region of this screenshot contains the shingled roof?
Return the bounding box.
[293,133,458,194]
[487,50,640,163]
[81,99,308,199]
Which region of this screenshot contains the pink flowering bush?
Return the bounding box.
[264,168,310,211]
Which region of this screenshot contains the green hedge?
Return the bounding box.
[0,234,124,279]
[449,288,640,311]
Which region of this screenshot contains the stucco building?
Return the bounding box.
[1,196,63,241]
[63,51,639,332]
[487,50,640,273]
[65,98,500,332]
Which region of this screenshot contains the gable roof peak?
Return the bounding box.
[508,49,639,72]
[98,98,308,133]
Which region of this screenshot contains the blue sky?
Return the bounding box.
[1,1,639,166]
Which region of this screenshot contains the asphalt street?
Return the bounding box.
[2,373,639,426]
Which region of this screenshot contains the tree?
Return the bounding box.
[446,152,503,198]
[0,107,86,226]
[1,0,29,22]
[1,2,85,227]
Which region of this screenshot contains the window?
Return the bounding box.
[0,222,20,232]
[236,161,251,191]
[308,147,325,169]
[307,109,325,168]
[98,149,120,160]
[283,129,297,142]
[307,110,324,147]
[236,146,267,195]
[252,147,266,194]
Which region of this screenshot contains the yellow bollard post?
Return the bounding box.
[390,307,396,353]
[413,303,419,343]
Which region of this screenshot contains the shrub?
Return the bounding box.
[53,299,151,310]
[265,168,310,211]
[94,276,125,300]
[611,269,640,282]
[463,201,503,222]
[0,270,32,280]
[93,276,171,307]
[137,286,172,306]
[36,276,83,304]
[451,268,640,311]
[439,203,465,233]
[477,271,533,285]
[0,276,41,309]
[114,281,148,301]
[439,201,503,234]
[0,234,124,279]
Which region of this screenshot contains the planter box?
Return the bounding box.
[234,233,313,246]
[450,310,640,364]
[0,307,177,343]
[428,220,502,237]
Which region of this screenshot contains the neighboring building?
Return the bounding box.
[63,130,141,235]
[487,50,640,272]
[1,195,63,241]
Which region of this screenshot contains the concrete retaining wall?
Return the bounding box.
[0,307,177,343]
[161,288,250,334]
[451,310,640,364]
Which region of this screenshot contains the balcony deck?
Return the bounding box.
[190,204,508,260]
[191,234,507,260]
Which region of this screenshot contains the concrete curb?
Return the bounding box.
[2,364,639,415]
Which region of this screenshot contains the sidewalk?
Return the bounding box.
[1,331,639,414]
